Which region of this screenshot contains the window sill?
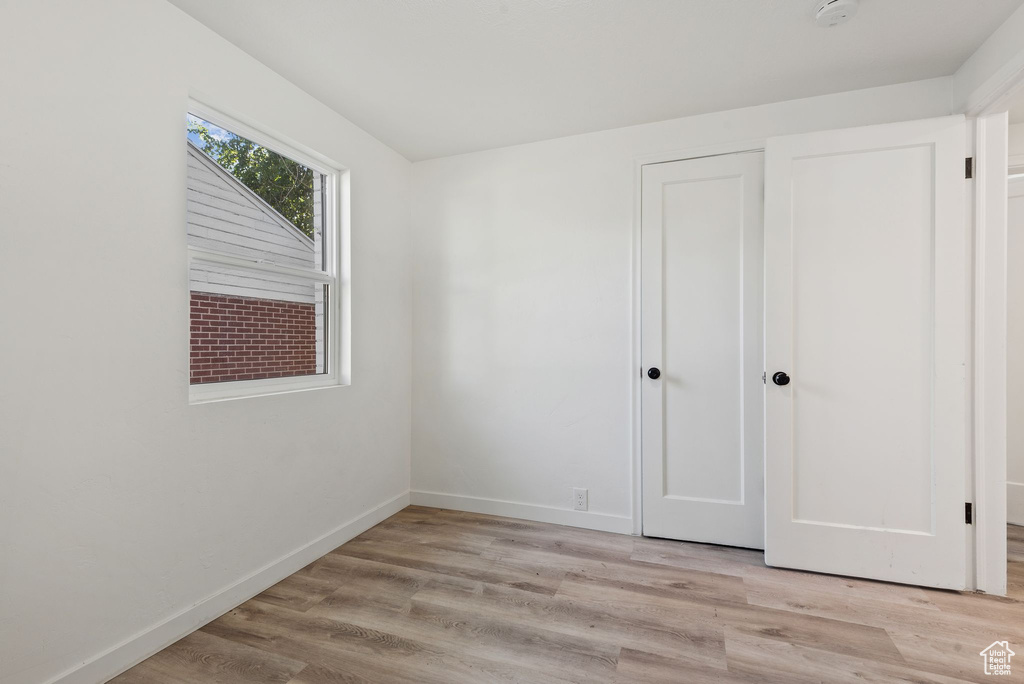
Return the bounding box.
[188,375,347,405]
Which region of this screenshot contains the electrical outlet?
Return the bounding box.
[573,488,588,511]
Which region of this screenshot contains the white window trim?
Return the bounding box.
[186,100,350,404]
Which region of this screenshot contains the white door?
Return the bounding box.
[763,116,967,589]
[641,152,764,548]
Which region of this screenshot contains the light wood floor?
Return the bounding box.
[114,508,1024,683]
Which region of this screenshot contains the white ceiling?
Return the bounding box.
[167,0,1023,161]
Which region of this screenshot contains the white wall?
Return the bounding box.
[410,78,952,532]
[0,2,412,683]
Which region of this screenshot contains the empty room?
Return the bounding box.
[4,0,1024,682]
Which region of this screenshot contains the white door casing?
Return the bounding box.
[763,116,968,589]
[1007,176,1024,526]
[641,152,765,548]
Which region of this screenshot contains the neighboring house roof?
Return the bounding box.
[186,140,313,248]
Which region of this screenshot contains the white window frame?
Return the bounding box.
[186,100,350,403]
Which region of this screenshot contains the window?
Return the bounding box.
[186,105,344,401]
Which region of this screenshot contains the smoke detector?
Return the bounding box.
[815,0,858,27]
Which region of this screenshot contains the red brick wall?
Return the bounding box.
[190,292,317,384]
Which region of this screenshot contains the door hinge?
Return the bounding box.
[965,157,974,179]
[965,502,973,524]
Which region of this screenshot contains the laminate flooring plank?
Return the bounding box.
[309,583,619,683]
[409,580,727,668]
[111,628,306,684]
[611,647,758,684]
[555,578,908,666]
[330,536,565,596]
[724,629,972,684]
[207,600,567,684]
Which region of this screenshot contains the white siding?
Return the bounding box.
[187,142,317,303]
[189,262,319,304]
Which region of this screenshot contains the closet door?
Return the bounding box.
[763,116,967,589]
[641,151,765,548]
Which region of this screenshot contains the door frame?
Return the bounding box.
[966,66,1024,595]
[630,139,766,536]
[972,112,1009,595]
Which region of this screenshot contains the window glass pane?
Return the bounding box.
[189,274,328,384]
[186,114,325,272]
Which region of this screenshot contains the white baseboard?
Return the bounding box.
[48,491,410,684]
[410,490,633,535]
[1010,482,1024,526]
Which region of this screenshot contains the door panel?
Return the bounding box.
[764,116,967,589]
[663,171,744,502]
[641,152,764,548]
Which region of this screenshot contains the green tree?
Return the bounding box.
[189,119,315,239]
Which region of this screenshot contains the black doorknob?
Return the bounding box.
[647,367,661,380]
[772,371,790,386]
